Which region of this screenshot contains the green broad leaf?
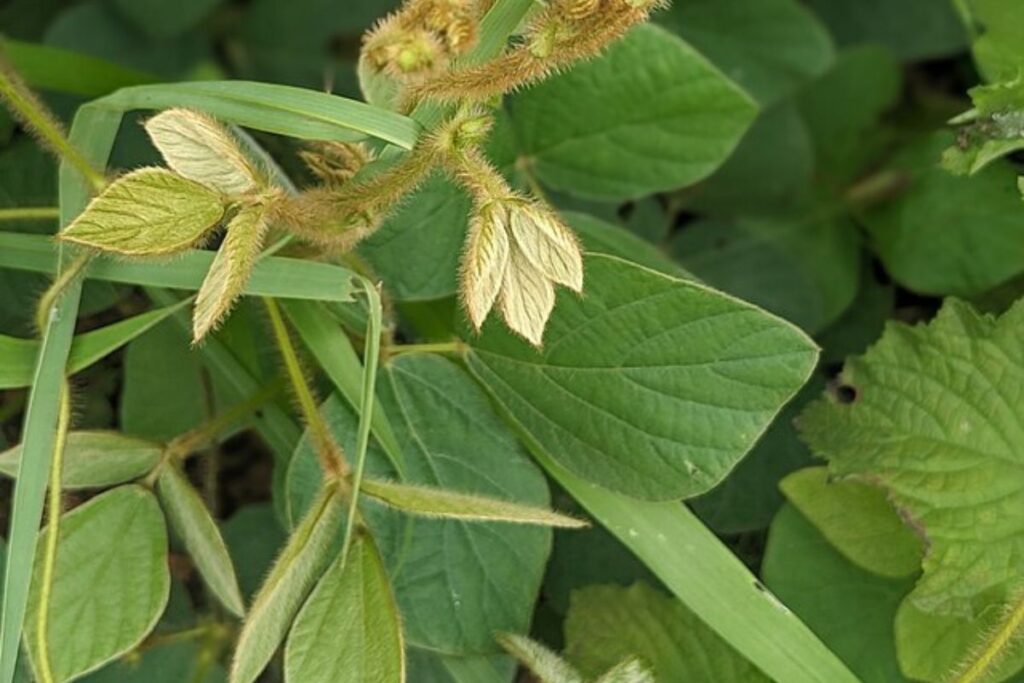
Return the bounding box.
[895,598,1024,683]
[690,378,820,534]
[156,464,246,617]
[229,485,343,683]
[0,301,187,390]
[944,78,1024,177]
[3,39,157,97]
[466,253,819,500]
[0,431,161,489]
[405,649,515,683]
[860,133,1024,298]
[222,504,287,601]
[24,486,170,682]
[564,583,770,682]
[957,0,1024,82]
[284,534,404,683]
[120,320,207,442]
[685,101,816,216]
[360,478,585,528]
[508,24,758,201]
[780,467,923,578]
[799,298,1024,617]
[61,168,225,256]
[802,0,967,61]
[564,212,690,279]
[673,215,861,334]
[797,46,902,188]
[762,505,914,683]
[660,0,835,106]
[0,232,359,304]
[111,0,222,39]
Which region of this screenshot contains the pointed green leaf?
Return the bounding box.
[466,254,819,500]
[0,432,162,489]
[156,464,245,618]
[193,204,269,341]
[229,485,342,683]
[564,583,770,682]
[780,467,924,578]
[284,534,404,683]
[799,298,1024,617]
[62,168,225,256]
[24,486,170,682]
[508,24,758,201]
[360,478,585,528]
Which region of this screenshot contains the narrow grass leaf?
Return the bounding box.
[0,232,358,304]
[156,464,246,618]
[0,102,122,683]
[361,478,586,528]
[0,432,161,489]
[284,534,405,683]
[0,302,188,389]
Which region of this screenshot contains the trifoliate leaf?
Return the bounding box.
[145,109,261,195]
[564,583,770,682]
[284,534,405,683]
[193,204,269,342]
[799,298,1024,617]
[61,168,225,256]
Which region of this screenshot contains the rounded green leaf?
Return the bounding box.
[508,24,758,201]
[61,168,225,256]
[284,534,404,683]
[466,254,819,500]
[156,464,245,617]
[0,431,162,489]
[24,485,170,682]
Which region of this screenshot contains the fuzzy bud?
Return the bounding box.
[299,141,373,188]
[364,17,446,77]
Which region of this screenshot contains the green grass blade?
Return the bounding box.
[0,103,122,683]
[2,40,156,97]
[282,300,405,480]
[96,81,421,149]
[530,449,861,683]
[0,232,358,304]
[0,301,189,389]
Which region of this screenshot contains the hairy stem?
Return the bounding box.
[34,382,71,683]
[34,253,91,333]
[0,52,106,193]
[263,298,348,478]
[386,341,465,357]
